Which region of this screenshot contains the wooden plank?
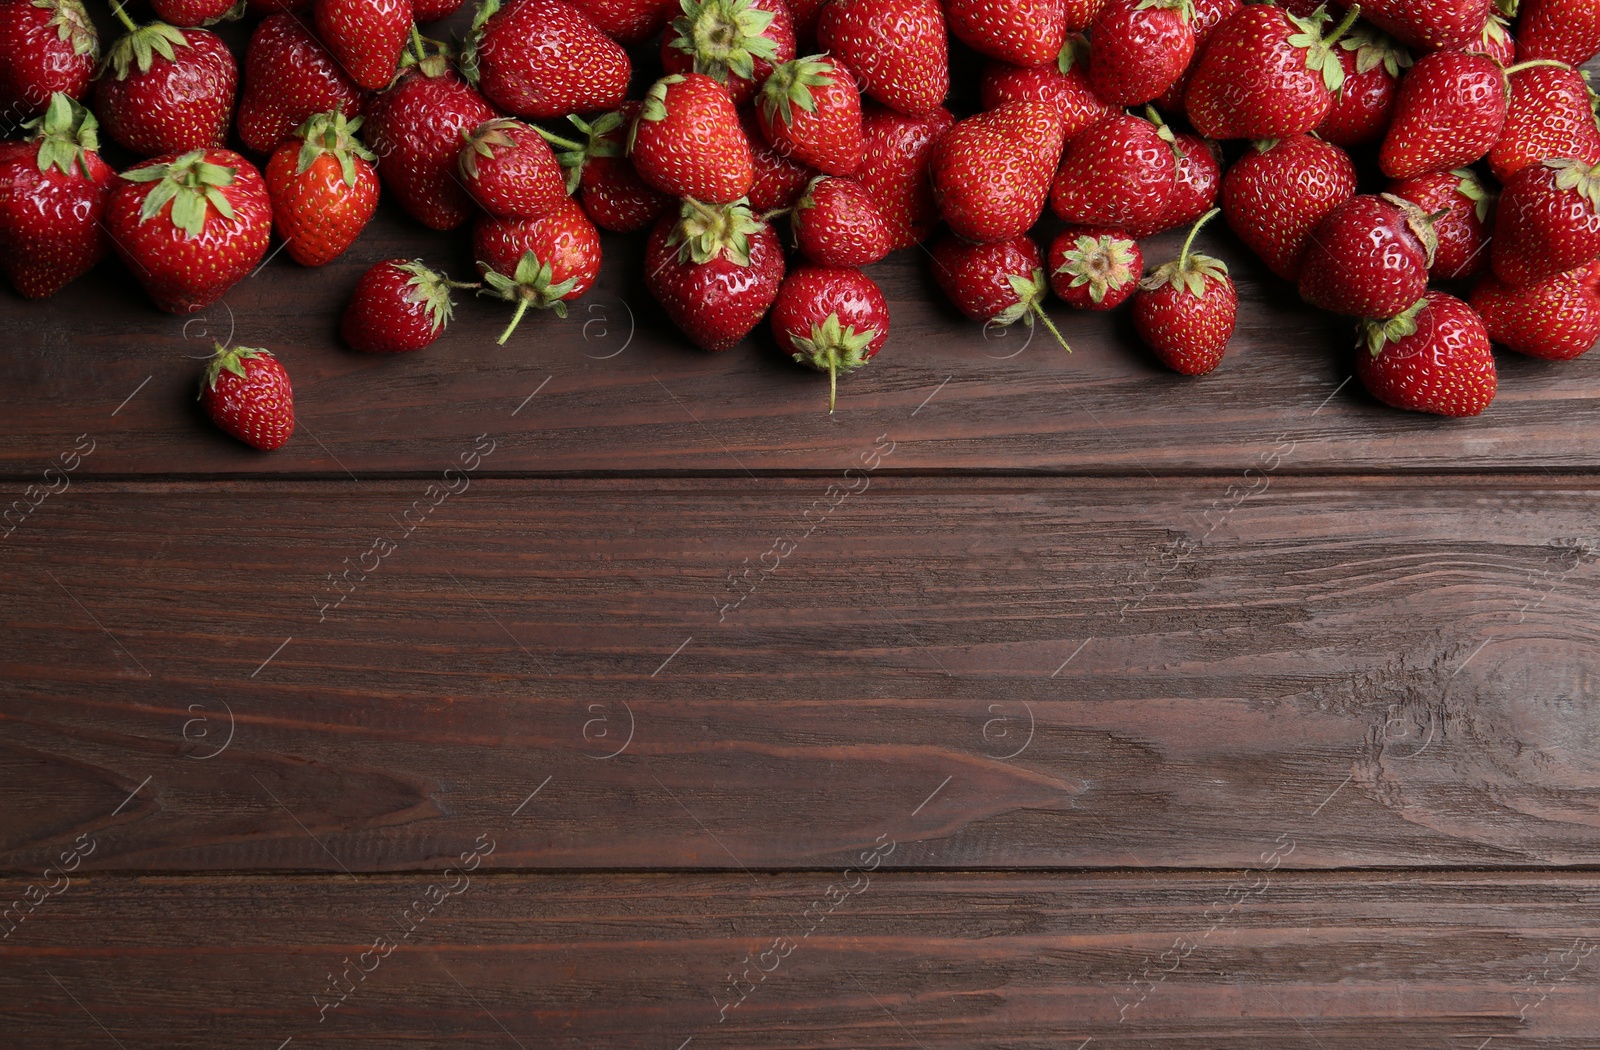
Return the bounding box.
[2,476,1597,872]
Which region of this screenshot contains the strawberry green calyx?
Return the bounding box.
[1496,0,1518,15]
[36,0,97,58]
[1143,105,1182,155]
[294,111,375,188]
[669,0,779,85]
[759,56,835,127]
[1362,295,1427,356]
[552,112,624,193]
[1338,24,1410,78]
[789,312,878,413]
[461,117,535,177]
[1547,157,1600,215]
[627,75,685,153]
[120,149,238,238]
[1135,0,1193,22]
[199,343,272,397]
[480,251,579,344]
[103,0,191,79]
[24,93,100,177]
[1454,168,1495,223]
[669,197,763,266]
[996,268,1071,353]
[1379,191,1442,269]
[1055,33,1089,75]
[1289,3,1361,94]
[398,259,472,334]
[1141,207,1228,297]
[1055,232,1139,305]
[406,25,454,78]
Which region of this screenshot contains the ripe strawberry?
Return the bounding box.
[1471,264,1600,360]
[1516,0,1600,67]
[661,0,794,107]
[343,258,471,352]
[1154,0,1240,112]
[1061,0,1103,30]
[558,105,674,232]
[414,0,465,17]
[757,55,864,176]
[314,0,411,92]
[1220,133,1356,281]
[1387,169,1494,280]
[1126,128,1219,239]
[1488,62,1600,183]
[1478,8,1515,65]
[199,344,295,450]
[1184,4,1358,140]
[1047,225,1141,311]
[980,36,1111,140]
[459,117,568,220]
[0,93,114,298]
[771,264,890,412]
[465,0,630,120]
[0,0,97,121]
[1357,291,1497,417]
[931,100,1063,244]
[855,100,951,249]
[946,0,1069,69]
[742,104,816,211]
[1317,25,1410,148]
[151,0,237,26]
[1377,49,1515,180]
[929,231,1069,350]
[94,14,237,156]
[790,175,891,266]
[645,198,786,351]
[365,55,498,230]
[816,0,948,116]
[1298,193,1437,319]
[1132,209,1237,375]
[1049,112,1173,231]
[567,0,676,43]
[1089,0,1194,107]
[628,73,753,203]
[1492,158,1600,286]
[265,110,378,267]
[475,198,601,343]
[1359,0,1491,52]
[235,14,362,157]
[788,0,825,48]
[108,148,272,314]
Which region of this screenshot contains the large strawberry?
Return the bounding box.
[980,36,1111,140]
[1089,0,1194,107]
[757,55,864,175]
[315,0,412,92]
[1047,225,1142,311]
[791,175,891,267]
[855,100,951,249]
[476,198,601,342]
[557,105,675,231]
[1299,194,1437,319]
[0,93,114,298]
[661,0,793,106]
[742,103,816,211]
[0,0,97,121]
[1387,169,1494,280]
[342,258,471,353]
[1378,49,1520,180]
[816,0,948,116]
[1154,0,1239,112]
[151,0,238,28]
[235,14,363,157]
[1220,133,1356,282]
[1132,209,1237,375]
[459,116,569,220]
[1317,25,1410,148]
[1516,0,1600,67]
[771,264,889,412]
[199,344,295,450]
[1488,62,1600,183]
[414,0,464,15]
[645,198,785,351]
[929,231,1069,350]
[946,0,1069,69]
[1471,263,1600,360]
[628,73,753,202]
[1359,0,1491,52]
[1357,291,1497,417]
[1492,158,1600,286]
[265,110,378,267]
[932,100,1063,244]
[1126,127,1219,239]
[1049,112,1174,231]
[567,0,677,43]
[465,0,630,120]
[94,10,237,156]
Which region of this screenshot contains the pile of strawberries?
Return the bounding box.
[3,0,1600,445]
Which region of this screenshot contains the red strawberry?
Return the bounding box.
[0,93,114,298]
[108,148,272,314]
[932,100,1063,244]
[1492,158,1600,286]
[0,0,97,120]
[1317,25,1411,148]
[1471,264,1600,360]
[465,0,630,120]
[414,0,464,17]
[628,73,753,202]
[475,198,601,343]
[1478,8,1515,65]
[946,0,1068,69]
[1489,62,1600,183]
[757,55,864,175]
[980,36,1111,140]
[1049,112,1173,230]
[1154,0,1240,112]
[1357,291,1497,417]
[151,0,238,25]
[788,0,825,48]
[94,14,237,156]
[791,175,891,266]
[1088,0,1194,107]
[1378,49,1516,180]
[365,55,498,230]
[1387,168,1494,280]
[661,0,794,106]
[199,344,295,450]
[1298,193,1437,319]
[459,117,568,220]
[1047,225,1142,311]
[342,258,470,352]
[771,264,889,412]
[235,16,362,157]
[314,0,411,92]
[1359,0,1491,52]
[559,105,674,232]
[742,103,816,211]
[646,199,785,351]
[1132,209,1237,375]
[246,0,309,11]
[855,100,951,249]
[1516,0,1600,66]
[1126,128,1219,239]
[1184,4,1358,140]
[1062,0,1103,30]
[816,0,948,116]
[265,110,378,267]
[567,0,676,43]
[929,231,1069,350]
[1220,133,1356,281]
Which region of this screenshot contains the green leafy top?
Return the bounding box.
[23,93,100,177]
[1053,231,1140,305]
[1361,295,1427,356]
[759,55,837,128]
[1547,157,1600,215]
[102,19,191,80]
[1140,208,1229,297]
[200,343,272,395]
[1453,168,1495,223]
[668,0,779,85]
[478,250,578,344]
[460,0,498,86]
[1135,0,1193,20]
[788,311,879,414]
[394,259,458,334]
[1055,34,1089,75]
[294,111,375,187]
[668,197,763,266]
[628,76,686,154]
[555,111,625,193]
[1380,192,1441,269]
[1338,24,1411,79]
[1288,3,1360,95]
[35,0,97,59]
[119,149,238,238]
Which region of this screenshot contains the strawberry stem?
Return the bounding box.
[497,299,530,345]
[531,124,583,151]
[1322,3,1361,49]
[829,357,838,414]
[1031,302,1071,353]
[106,0,138,31]
[1501,58,1570,76]
[1178,207,1221,269]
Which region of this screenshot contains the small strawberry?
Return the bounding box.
[475,198,602,343]
[108,147,272,314]
[946,0,1069,69]
[314,0,412,92]
[816,0,948,117]
[1126,127,1219,239]
[931,100,1063,244]
[1047,225,1142,311]
[980,36,1111,140]
[1317,25,1411,148]
[1154,0,1240,113]
[1049,112,1174,231]
[414,0,465,17]
[567,0,676,43]
[1089,0,1195,107]
[265,110,378,267]
[1488,61,1600,183]
[1387,169,1494,280]
[151,0,239,25]
[742,104,816,211]
[342,258,473,352]
[557,106,675,232]
[646,198,785,351]
[0,0,97,121]
[1299,193,1438,319]
[790,175,891,266]
[1220,133,1356,282]
[1471,264,1600,360]
[459,117,568,220]
[235,14,362,157]
[199,344,295,450]
[1131,208,1237,375]
[1062,0,1104,30]
[1357,291,1497,417]
[771,264,889,412]
[94,7,237,156]
[0,93,114,298]
[661,0,794,106]
[1516,0,1600,67]
[1492,158,1600,286]
[1359,0,1492,52]
[1377,50,1528,180]
[757,55,865,176]
[465,0,630,120]
[929,231,1070,350]
[628,73,753,203]
[855,100,952,249]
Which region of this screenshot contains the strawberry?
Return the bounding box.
[314,0,411,92]
[855,100,951,249]
[1220,133,1356,282]
[465,0,630,120]
[1478,8,1515,65]
[628,73,753,203]
[1131,209,1236,375]
[980,36,1111,140]
[1492,158,1600,286]
[342,258,472,352]
[265,110,378,267]
[1047,225,1141,311]
[1387,169,1494,280]
[788,0,825,49]
[742,104,816,211]
[1049,112,1174,231]
[94,11,237,156]
[816,0,948,117]
[475,197,601,343]
[0,0,97,121]
[946,0,1069,69]
[1062,0,1103,30]
[1359,0,1491,52]
[1183,4,1358,141]
[931,100,1063,244]
[0,94,114,298]
[567,0,676,43]
[1357,291,1497,417]
[235,14,362,157]
[1516,0,1600,67]
[1154,0,1239,112]
[645,198,786,351]
[790,175,891,266]
[929,232,1069,350]
[414,0,464,17]
[1488,62,1600,183]
[1125,127,1219,239]
[1088,0,1195,107]
[1298,193,1437,319]
[199,344,295,450]
[770,264,889,412]
[151,0,237,26]
[108,148,272,313]
[757,55,865,176]
[459,117,568,220]
[1378,49,1520,180]
[246,0,308,11]
[661,0,794,107]
[557,105,675,232]
[1471,264,1600,360]
[1317,25,1410,148]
